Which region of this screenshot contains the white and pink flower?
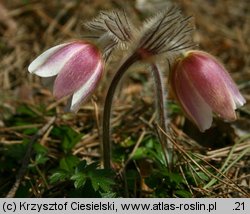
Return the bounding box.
[170,50,246,131]
[28,41,103,112]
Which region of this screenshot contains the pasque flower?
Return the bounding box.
[28,41,103,112]
[170,50,246,132]
[85,8,196,168]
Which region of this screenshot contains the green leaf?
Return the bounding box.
[51,126,83,153]
[175,189,192,198]
[29,153,49,167]
[71,173,87,189]
[124,169,139,191]
[167,101,182,114]
[120,137,135,148]
[145,173,159,189]
[76,160,87,172]
[147,138,167,166]
[169,173,185,185]
[49,170,68,183]
[132,147,147,160]
[16,105,37,117]
[84,162,99,172]
[35,153,49,165]
[100,191,116,198]
[23,127,38,135]
[59,155,80,172]
[88,168,115,192]
[196,172,210,181]
[5,140,28,160]
[62,128,83,153]
[33,143,48,155]
[15,183,32,197]
[145,138,155,148]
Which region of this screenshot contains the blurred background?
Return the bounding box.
[0,0,249,197]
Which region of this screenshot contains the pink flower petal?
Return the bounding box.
[214,61,246,108]
[172,62,213,132]
[183,51,237,121]
[191,51,246,108]
[70,60,103,112]
[53,44,103,100]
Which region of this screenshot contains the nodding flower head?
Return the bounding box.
[170,50,246,132]
[28,41,104,112]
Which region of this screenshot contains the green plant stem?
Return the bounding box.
[102,52,139,169]
[151,63,172,170]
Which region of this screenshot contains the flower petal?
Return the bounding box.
[184,51,237,120]
[216,63,246,108]
[53,44,103,100]
[28,42,88,77]
[70,60,103,112]
[172,62,213,132]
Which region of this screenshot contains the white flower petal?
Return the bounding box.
[28,42,87,77]
[28,43,68,76]
[233,94,246,108]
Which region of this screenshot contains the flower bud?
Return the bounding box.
[28,41,103,112]
[170,50,246,131]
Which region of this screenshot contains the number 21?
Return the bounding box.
[234,202,244,211]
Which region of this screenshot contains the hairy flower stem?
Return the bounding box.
[103,54,173,170]
[102,52,139,169]
[151,64,172,171]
